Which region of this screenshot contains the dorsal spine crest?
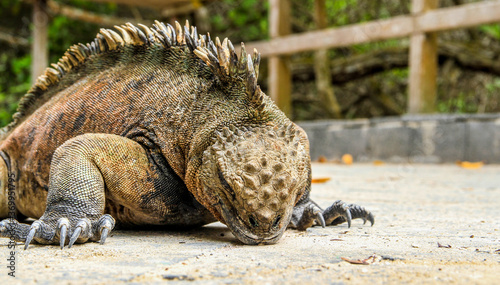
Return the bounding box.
[0,20,265,139]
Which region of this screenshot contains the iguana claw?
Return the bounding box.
[24,222,40,250]
[68,219,91,248]
[57,218,69,250]
[100,228,110,245]
[361,211,374,226]
[98,215,115,245]
[367,214,375,226]
[68,227,81,248]
[316,212,326,228]
[356,205,375,226]
[346,209,352,228]
[59,225,67,249]
[363,214,375,226]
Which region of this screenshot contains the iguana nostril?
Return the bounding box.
[249,215,258,227]
[272,215,281,229]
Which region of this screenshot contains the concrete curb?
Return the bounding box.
[298,113,500,163]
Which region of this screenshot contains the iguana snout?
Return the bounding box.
[200,125,310,244]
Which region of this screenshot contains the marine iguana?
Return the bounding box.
[0,21,373,249]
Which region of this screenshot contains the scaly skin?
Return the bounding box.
[0,21,374,248]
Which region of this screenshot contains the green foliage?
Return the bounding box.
[351,39,406,54]
[325,0,357,26]
[484,78,500,112]
[480,24,500,40]
[0,53,30,126]
[437,92,478,113]
[0,0,31,127]
[0,0,117,127]
[485,78,500,93]
[48,1,118,62]
[211,0,268,42]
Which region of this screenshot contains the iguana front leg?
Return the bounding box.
[289,198,374,230]
[0,133,176,249]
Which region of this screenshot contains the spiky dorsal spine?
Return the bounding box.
[193,40,263,109]
[0,20,265,139]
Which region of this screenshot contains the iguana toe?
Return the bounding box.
[68,227,81,248]
[0,219,31,242]
[0,219,14,237]
[57,218,69,250]
[24,222,40,250]
[366,212,375,226]
[100,228,110,245]
[316,211,326,228]
[351,204,375,226]
[324,200,374,227]
[290,203,325,230]
[68,218,91,248]
[97,214,115,245]
[24,219,59,249]
[323,200,353,227]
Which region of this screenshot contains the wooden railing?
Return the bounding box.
[241,0,500,115]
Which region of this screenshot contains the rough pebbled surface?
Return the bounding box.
[0,21,373,248]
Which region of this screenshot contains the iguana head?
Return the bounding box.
[185,26,310,244]
[199,124,310,244]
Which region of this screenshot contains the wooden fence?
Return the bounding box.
[241,0,500,115]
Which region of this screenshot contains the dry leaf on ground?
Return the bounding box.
[311,177,331,183]
[437,242,452,248]
[317,156,328,163]
[341,154,353,165]
[457,161,484,169]
[341,255,381,265]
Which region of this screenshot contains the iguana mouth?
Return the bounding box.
[217,201,286,245]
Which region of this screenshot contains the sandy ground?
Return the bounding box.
[1,163,499,284]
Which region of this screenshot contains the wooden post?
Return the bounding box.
[32,0,49,84]
[194,6,211,33]
[268,0,291,116]
[313,0,341,118]
[408,0,438,114]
